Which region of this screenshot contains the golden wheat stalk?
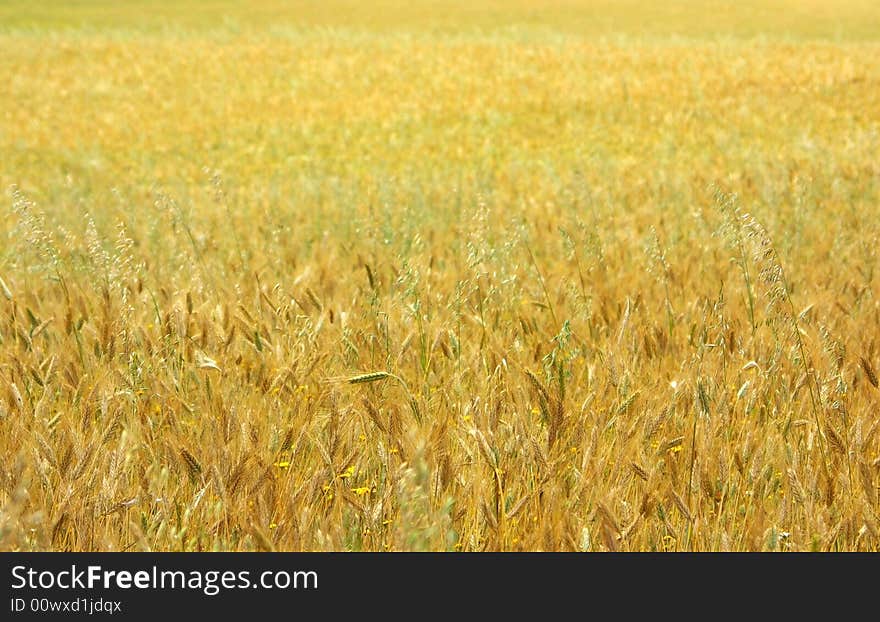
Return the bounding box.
[861,357,879,389]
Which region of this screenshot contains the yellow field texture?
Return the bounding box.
[1,2,879,551]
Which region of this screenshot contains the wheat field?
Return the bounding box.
[1,1,879,552]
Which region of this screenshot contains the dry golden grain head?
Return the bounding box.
[0,275,13,300]
[596,501,620,536]
[305,287,322,312]
[644,407,668,441]
[858,461,875,505]
[786,469,804,506]
[279,427,295,454]
[733,452,746,477]
[180,449,202,481]
[824,423,846,456]
[505,494,531,520]
[472,429,498,469]
[639,493,655,517]
[362,397,387,434]
[227,457,250,497]
[71,444,95,482]
[524,369,549,399]
[863,419,880,453]
[251,526,276,552]
[600,522,619,552]
[700,469,714,500]
[438,335,452,359]
[51,512,71,548]
[629,461,649,482]
[670,491,693,523]
[823,475,837,508]
[58,443,75,480]
[860,357,879,389]
[862,505,879,538]
[101,414,123,446]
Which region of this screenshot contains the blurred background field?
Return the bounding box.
[1,2,879,551]
[2,0,880,39]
